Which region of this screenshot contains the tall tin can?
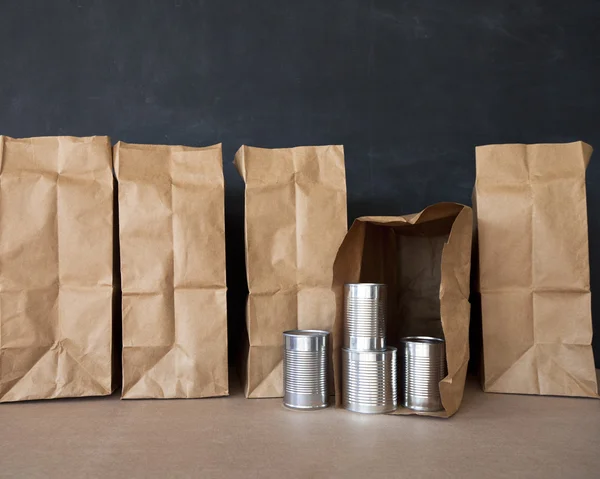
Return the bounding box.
[344,283,387,351]
[283,330,329,410]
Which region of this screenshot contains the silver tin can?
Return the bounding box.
[342,346,397,414]
[399,336,446,412]
[344,283,387,350]
[283,330,329,410]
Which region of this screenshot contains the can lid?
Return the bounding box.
[344,283,387,299]
[284,329,329,337]
[399,336,445,358]
[399,336,444,344]
[284,330,329,352]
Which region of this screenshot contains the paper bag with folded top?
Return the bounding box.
[0,136,115,402]
[332,203,473,417]
[234,145,347,398]
[115,142,228,399]
[475,142,598,397]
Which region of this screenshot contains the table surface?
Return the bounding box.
[1,376,599,479]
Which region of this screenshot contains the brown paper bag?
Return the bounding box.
[115,142,228,399]
[475,142,598,397]
[234,145,347,398]
[0,136,115,402]
[332,203,473,417]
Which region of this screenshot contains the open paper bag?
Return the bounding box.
[332,203,473,417]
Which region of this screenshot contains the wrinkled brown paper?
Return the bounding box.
[234,145,347,398]
[332,203,473,417]
[115,142,228,399]
[0,136,115,402]
[475,142,598,397]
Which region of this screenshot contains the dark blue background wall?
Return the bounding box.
[1,0,598,366]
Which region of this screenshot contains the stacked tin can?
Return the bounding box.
[342,283,397,414]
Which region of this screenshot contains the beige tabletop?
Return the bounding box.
[0,377,599,479]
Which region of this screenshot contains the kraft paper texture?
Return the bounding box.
[234,145,347,398]
[116,142,228,399]
[332,203,473,417]
[475,142,598,397]
[0,136,115,403]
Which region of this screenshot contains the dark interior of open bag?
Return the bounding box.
[357,215,458,350]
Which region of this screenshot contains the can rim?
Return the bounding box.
[283,329,330,337]
[399,336,444,344]
[344,283,386,287]
[342,346,397,352]
[342,346,397,361]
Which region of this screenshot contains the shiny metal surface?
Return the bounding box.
[283,330,329,410]
[399,336,446,412]
[342,347,397,414]
[344,283,387,350]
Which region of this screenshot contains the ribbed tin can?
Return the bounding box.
[283,330,329,410]
[399,336,446,412]
[344,283,387,351]
[342,347,397,414]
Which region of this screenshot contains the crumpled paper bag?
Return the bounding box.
[0,136,114,403]
[475,142,598,397]
[115,142,228,399]
[234,145,347,398]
